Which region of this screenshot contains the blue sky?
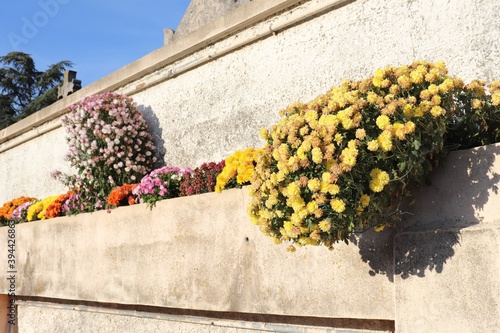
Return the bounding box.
[0,0,191,87]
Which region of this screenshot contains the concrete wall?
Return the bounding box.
[1,143,500,332]
[1,0,500,204]
[0,187,394,320]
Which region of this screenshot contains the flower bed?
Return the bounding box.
[1,61,500,251]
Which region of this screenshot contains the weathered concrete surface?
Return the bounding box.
[402,144,500,229]
[0,187,394,321]
[391,143,500,332]
[174,0,252,39]
[394,225,500,333]
[0,120,68,202]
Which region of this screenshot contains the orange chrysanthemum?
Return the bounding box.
[107,184,138,207]
[45,191,74,219]
[0,196,37,220]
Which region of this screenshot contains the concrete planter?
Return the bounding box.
[1,143,500,332]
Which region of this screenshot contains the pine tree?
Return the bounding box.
[0,52,73,129]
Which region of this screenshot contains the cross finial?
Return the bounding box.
[57,70,82,99]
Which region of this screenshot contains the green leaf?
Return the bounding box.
[398,161,406,173]
[412,140,421,151]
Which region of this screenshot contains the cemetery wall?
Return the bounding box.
[1,0,500,331]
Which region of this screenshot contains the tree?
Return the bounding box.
[0,52,73,129]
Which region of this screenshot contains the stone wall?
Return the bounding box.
[1,0,500,203]
[1,1,500,330]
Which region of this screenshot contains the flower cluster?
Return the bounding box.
[0,196,37,225]
[446,79,500,148]
[248,61,474,249]
[56,92,157,212]
[45,191,74,219]
[179,161,225,196]
[133,166,193,208]
[60,192,90,216]
[27,195,60,222]
[10,201,37,223]
[107,184,138,207]
[215,148,264,193]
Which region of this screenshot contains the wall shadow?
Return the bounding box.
[138,105,166,168]
[354,144,500,280]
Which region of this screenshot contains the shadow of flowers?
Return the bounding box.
[354,143,500,280]
[138,105,166,168]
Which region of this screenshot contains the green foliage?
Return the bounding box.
[0,51,72,129]
[445,80,500,149]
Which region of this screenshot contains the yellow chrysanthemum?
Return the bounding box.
[471,99,483,109]
[466,80,486,97]
[397,75,411,89]
[372,68,385,87]
[310,147,322,164]
[340,147,357,168]
[26,195,59,221]
[307,201,318,214]
[492,92,500,106]
[297,147,307,160]
[425,69,440,83]
[321,182,340,195]
[321,172,332,183]
[403,104,414,117]
[355,128,366,140]
[334,133,343,144]
[369,168,390,192]
[319,220,331,232]
[489,80,500,92]
[216,148,263,192]
[428,84,439,95]
[360,194,370,207]
[389,84,400,95]
[377,130,393,152]
[265,194,279,209]
[438,78,455,93]
[404,121,416,134]
[376,115,391,130]
[430,106,445,117]
[284,221,294,232]
[307,178,321,192]
[285,182,300,198]
[431,95,441,106]
[330,199,346,213]
[410,70,424,84]
[367,140,379,152]
[393,122,406,140]
[260,128,269,140]
[367,91,379,104]
[420,90,431,100]
[271,237,282,244]
[341,117,354,130]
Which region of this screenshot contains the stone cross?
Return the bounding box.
[57,70,82,99]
